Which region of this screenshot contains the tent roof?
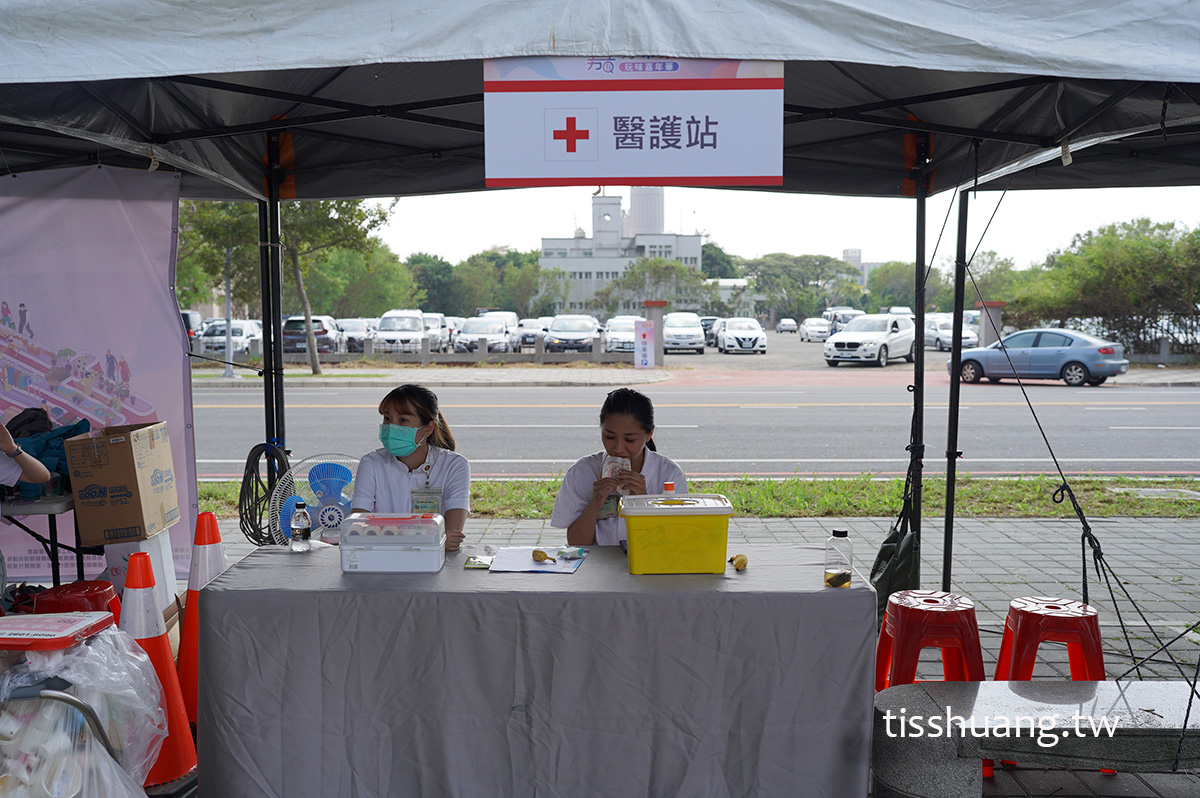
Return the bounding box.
[2,0,1198,200]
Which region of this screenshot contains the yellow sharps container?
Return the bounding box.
[618,494,734,574]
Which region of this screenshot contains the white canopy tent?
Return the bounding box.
[1,0,1196,590]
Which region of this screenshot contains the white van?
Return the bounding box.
[482,310,520,350]
[376,309,426,353]
[423,312,450,352]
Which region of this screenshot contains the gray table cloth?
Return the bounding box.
[197,544,875,797]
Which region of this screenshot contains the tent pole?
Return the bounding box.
[266,132,287,457]
[911,137,929,585]
[943,188,969,592]
[257,199,277,458]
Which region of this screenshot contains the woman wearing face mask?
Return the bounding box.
[551,388,687,546]
[351,384,470,550]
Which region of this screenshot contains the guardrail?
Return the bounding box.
[197,337,637,366]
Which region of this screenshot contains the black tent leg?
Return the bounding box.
[910,139,929,584]
[943,189,969,592]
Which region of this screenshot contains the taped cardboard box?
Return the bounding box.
[65,421,181,547]
[103,528,179,613]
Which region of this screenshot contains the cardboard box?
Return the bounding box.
[103,528,179,613]
[65,421,181,547]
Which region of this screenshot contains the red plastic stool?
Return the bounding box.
[33,580,122,626]
[994,596,1111,774]
[994,596,1105,681]
[876,589,987,692]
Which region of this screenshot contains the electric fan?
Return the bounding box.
[267,453,360,544]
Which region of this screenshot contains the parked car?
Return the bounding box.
[180,309,203,341]
[444,316,465,346]
[337,318,376,353]
[823,313,916,367]
[375,309,426,353]
[717,317,767,354]
[517,317,547,349]
[798,317,831,341]
[705,318,724,347]
[199,319,262,355]
[886,306,915,317]
[952,328,1129,386]
[545,315,598,352]
[455,316,512,353]
[482,310,521,350]
[282,315,345,354]
[423,312,451,352]
[603,315,645,353]
[663,311,705,353]
[924,317,979,351]
[775,317,798,333]
[822,307,865,333]
[699,316,719,339]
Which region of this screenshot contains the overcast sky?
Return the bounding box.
[374,184,1200,272]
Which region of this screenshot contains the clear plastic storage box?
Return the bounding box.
[618,494,734,574]
[339,513,446,573]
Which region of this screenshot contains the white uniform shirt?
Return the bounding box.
[0,456,21,486]
[550,449,687,546]
[351,445,471,514]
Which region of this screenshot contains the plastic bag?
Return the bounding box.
[0,627,168,794]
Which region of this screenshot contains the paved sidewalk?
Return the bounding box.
[213,515,1199,797]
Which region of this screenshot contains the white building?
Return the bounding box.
[539,188,703,314]
[842,248,884,286]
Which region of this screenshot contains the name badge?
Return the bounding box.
[411,487,443,514]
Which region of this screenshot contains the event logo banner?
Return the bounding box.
[0,167,195,581]
[485,57,782,187]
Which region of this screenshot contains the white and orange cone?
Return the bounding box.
[119,552,197,786]
[176,511,226,726]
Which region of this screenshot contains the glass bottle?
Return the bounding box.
[824,529,852,587]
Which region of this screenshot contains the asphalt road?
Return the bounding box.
[193,333,1200,478]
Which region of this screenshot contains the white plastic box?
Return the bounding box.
[339,513,446,573]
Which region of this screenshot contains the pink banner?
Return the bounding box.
[0,166,197,582]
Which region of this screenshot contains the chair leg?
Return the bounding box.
[994,622,1015,680]
[876,626,895,692]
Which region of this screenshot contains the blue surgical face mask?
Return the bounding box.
[379,423,427,457]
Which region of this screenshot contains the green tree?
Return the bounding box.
[741,253,860,321]
[280,200,395,373]
[592,258,716,316]
[294,245,424,318]
[408,253,455,312]
[865,260,917,311]
[176,201,260,312]
[702,241,738,279]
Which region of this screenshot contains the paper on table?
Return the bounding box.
[489,547,587,573]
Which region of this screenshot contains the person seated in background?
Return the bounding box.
[0,423,51,492]
[551,388,687,546]
[351,384,470,550]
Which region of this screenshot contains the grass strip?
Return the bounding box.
[199,476,1199,520]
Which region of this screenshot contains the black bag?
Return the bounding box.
[5,407,51,439]
[869,516,921,627]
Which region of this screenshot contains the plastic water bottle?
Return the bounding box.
[290,500,312,553]
[824,529,852,587]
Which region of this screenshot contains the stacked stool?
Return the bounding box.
[994,596,1105,681]
[876,589,987,691]
[993,595,1112,774]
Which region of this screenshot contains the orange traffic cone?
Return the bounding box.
[177,511,226,725]
[119,551,197,786]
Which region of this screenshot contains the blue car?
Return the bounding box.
[951,328,1129,386]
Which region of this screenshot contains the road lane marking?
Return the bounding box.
[194,400,1200,409]
[1109,426,1200,430]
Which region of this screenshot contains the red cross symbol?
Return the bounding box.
[553,117,590,153]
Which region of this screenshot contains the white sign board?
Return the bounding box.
[634,320,655,369]
[485,57,782,187]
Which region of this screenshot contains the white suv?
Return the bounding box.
[663,312,705,353]
[823,314,916,367]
